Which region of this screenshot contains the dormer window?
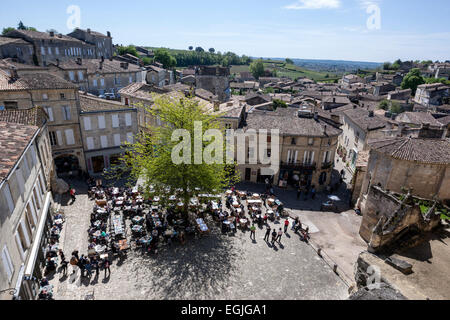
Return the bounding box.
[308,138,314,146]
[60,93,66,100]
[291,138,296,145]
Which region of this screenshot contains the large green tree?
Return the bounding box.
[401,68,425,94]
[2,27,14,35]
[154,49,177,69]
[119,94,239,215]
[250,60,265,79]
[117,45,139,57]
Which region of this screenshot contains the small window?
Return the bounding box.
[42,94,48,100]
[49,131,58,146]
[291,138,296,145]
[60,93,66,100]
[308,138,314,146]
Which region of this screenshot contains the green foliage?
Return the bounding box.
[2,27,14,35]
[249,60,265,79]
[425,77,450,85]
[389,101,402,114]
[285,58,294,65]
[401,68,425,94]
[141,57,153,66]
[263,87,275,94]
[17,21,36,31]
[378,100,389,110]
[188,46,193,51]
[208,48,215,53]
[273,99,287,110]
[169,50,250,68]
[117,45,140,58]
[195,47,204,52]
[117,95,240,215]
[154,49,177,69]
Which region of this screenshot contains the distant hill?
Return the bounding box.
[257,57,382,73]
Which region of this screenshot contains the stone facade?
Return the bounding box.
[78,94,139,175]
[0,37,34,65]
[67,28,113,59]
[5,29,96,66]
[195,66,230,103]
[414,83,450,108]
[0,123,53,300]
[359,186,443,252]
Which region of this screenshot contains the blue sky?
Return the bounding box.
[1,0,449,62]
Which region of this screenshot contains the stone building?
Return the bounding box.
[5,29,96,66]
[78,93,139,175]
[358,137,450,205]
[414,83,450,108]
[48,58,143,97]
[358,186,443,253]
[67,28,113,60]
[0,37,34,65]
[146,65,168,87]
[372,82,397,97]
[195,66,230,103]
[239,107,341,191]
[0,107,55,189]
[0,122,54,300]
[339,107,388,175]
[0,68,86,174]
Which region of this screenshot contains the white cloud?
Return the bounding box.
[284,0,341,10]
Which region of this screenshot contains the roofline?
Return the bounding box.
[0,126,40,187]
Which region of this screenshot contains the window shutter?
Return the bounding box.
[98,115,106,129]
[87,137,94,150]
[287,150,291,163]
[1,246,14,282]
[30,145,37,166]
[45,107,54,122]
[15,233,25,261]
[56,131,63,146]
[65,129,75,145]
[125,113,132,127]
[114,134,121,146]
[2,183,15,213]
[20,220,31,248]
[100,136,108,148]
[84,117,91,131]
[112,114,119,128]
[127,132,133,144]
[294,151,298,163]
[16,168,25,194]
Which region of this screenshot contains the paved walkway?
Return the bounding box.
[49,179,350,300]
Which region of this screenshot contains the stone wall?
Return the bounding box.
[360,186,442,252]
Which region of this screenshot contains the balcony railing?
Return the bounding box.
[281,162,316,171]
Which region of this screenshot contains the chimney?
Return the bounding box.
[101,56,105,62]
[9,68,19,82]
[333,97,336,103]
[76,57,82,65]
[49,31,55,37]
[99,60,103,70]
[57,34,62,38]
[107,31,111,38]
[368,111,374,117]
[87,28,91,34]
[56,58,60,67]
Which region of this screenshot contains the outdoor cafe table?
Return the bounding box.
[252,193,261,199]
[232,201,240,208]
[169,195,177,201]
[115,200,124,206]
[132,216,144,224]
[225,190,233,196]
[267,198,275,206]
[132,225,143,233]
[112,216,124,235]
[95,245,107,254]
[247,199,262,206]
[237,191,246,198]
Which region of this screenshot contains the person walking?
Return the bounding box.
[297,187,302,200]
[60,258,68,276]
[284,219,289,233]
[250,223,256,241]
[104,258,111,278]
[85,261,92,278]
[311,186,316,200]
[264,225,271,241]
[70,187,76,203]
[271,229,277,245]
[277,228,283,244]
[93,258,100,277]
